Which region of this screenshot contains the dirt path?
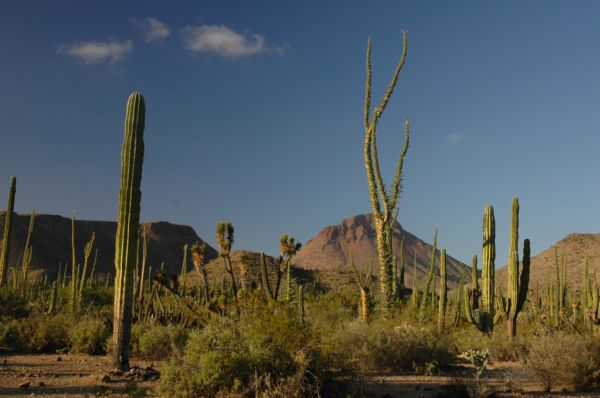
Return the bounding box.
[364,362,600,398]
[2,355,600,397]
[0,354,161,397]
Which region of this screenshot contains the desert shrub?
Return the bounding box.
[68,316,110,355]
[0,289,29,318]
[82,287,113,308]
[454,327,529,363]
[131,323,188,359]
[323,319,455,374]
[161,303,347,398]
[525,332,600,391]
[0,314,69,353]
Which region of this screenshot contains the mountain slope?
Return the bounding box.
[0,212,218,279]
[293,214,471,288]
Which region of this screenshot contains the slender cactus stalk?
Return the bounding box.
[363,33,410,317]
[112,92,145,371]
[0,176,16,285]
[438,249,447,333]
[420,227,438,314]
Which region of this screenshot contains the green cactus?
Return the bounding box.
[504,197,530,339]
[180,243,188,294]
[0,176,16,285]
[438,249,447,333]
[420,227,438,315]
[351,255,373,324]
[465,205,495,333]
[112,92,145,371]
[363,33,410,317]
[411,252,418,307]
[48,280,58,314]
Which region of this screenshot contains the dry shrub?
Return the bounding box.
[525,332,600,391]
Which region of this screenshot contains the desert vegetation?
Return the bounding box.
[3,34,600,398]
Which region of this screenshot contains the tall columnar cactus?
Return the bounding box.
[411,252,418,307]
[420,227,438,314]
[112,92,145,371]
[465,205,495,333]
[437,249,447,333]
[363,32,410,317]
[504,197,530,339]
[0,176,16,285]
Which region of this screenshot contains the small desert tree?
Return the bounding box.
[363,32,410,316]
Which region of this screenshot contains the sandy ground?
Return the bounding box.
[0,354,160,397]
[2,355,600,397]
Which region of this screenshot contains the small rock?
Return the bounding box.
[38,381,45,387]
[100,374,111,383]
[26,373,34,377]
[18,381,30,388]
[56,357,62,362]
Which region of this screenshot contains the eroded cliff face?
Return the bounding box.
[0,212,217,279]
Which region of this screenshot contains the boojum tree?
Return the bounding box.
[363,32,410,316]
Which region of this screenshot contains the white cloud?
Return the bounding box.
[181,24,280,58]
[131,17,170,42]
[448,133,464,144]
[59,40,133,64]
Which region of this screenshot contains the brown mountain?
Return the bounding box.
[497,233,600,289]
[0,212,217,279]
[293,214,471,289]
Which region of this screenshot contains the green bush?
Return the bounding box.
[323,320,455,374]
[0,314,69,353]
[131,323,188,359]
[161,303,345,398]
[525,332,600,391]
[0,289,29,318]
[68,317,110,355]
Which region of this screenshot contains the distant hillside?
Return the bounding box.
[0,212,217,279]
[293,214,471,289]
[497,233,600,289]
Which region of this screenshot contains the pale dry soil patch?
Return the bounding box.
[2,356,600,397]
[0,354,160,397]
[364,362,600,398]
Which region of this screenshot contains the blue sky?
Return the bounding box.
[1,1,600,267]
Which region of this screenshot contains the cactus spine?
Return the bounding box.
[0,176,16,285]
[363,32,410,317]
[438,249,447,333]
[112,92,145,371]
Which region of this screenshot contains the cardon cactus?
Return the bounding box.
[465,205,495,333]
[502,197,530,339]
[112,92,145,371]
[0,176,16,285]
[438,248,447,333]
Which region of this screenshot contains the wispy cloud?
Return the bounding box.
[181,24,285,58]
[59,40,133,64]
[131,17,170,43]
[448,133,464,144]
